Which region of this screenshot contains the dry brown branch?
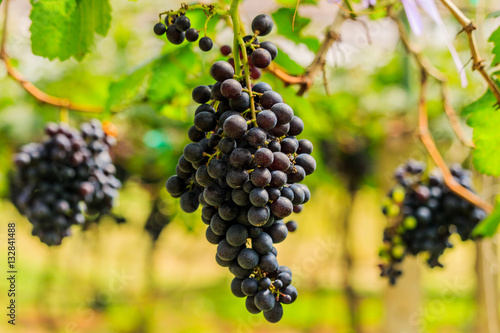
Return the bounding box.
[418,72,493,213]
[392,14,474,148]
[440,0,500,106]
[0,0,103,113]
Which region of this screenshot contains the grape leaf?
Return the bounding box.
[273,48,304,75]
[489,25,500,66]
[30,0,111,61]
[472,203,500,237]
[487,10,500,19]
[106,64,152,112]
[272,8,320,53]
[462,88,500,175]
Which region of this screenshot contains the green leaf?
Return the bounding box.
[272,8,320,53]
[488,25,500,66]
[30,0,111,61]
[463,88,500,175]
[487,10,500,19]
[472,203,500,237]
[273,48,304,76]
[106,64,152,112]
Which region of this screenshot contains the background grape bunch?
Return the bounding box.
[164,14,315,323]
[379,160,486,284]
[10,120,121,246]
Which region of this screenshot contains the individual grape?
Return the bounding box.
[260,41,278,60]
[256,110,277,130]
[229,262,252,279]
[226,224,249,246]
[199,36,213,51]
[220,79,242,99]
[166,24,185,44]
[250,67,262,80]
[195,103,215,115]
[245,127,267,148]
[295,154,316,175]
[187,126,205,142]
[271,103,294,125]
[259,252,279,272]
[267,187,281,202]
[203,182,226,206]
[183,143,204,163]
[223,115,248,139]
[270,197,293,218]
[269,152,290,172]
[237,248,259,269]
[165,176,186,196]
[207,159,227,179]
[249,188,269,207]
[297,139,313,154]
[211,61,235,82]
[266,222,288,243]
[229,92,250,112]
[289,184,305,205]
[231,278,246,298]
[220,45,232,56]
[260,91,283,109]
[211,82,224,101]
[232,189,250,206]
[230,148,253,168]
[254,148,274,167]
[217,239,242,261]
[185,28,199,42]
[226,168,250,188]
[254,289,275,311]
[216,253,232,267]
[219,137,236,154]
[251,48,272,69]
[192,85,212,104]
[153,23,167,35]
[241,277,259,296]
[251,14,274,36]
[288,116,304,136]
[277,272,292,287]
[175,16,191,31]
[252,232,273,254]
[206,226,224,244]
[253,82,273,94]
[248,206,270,227]
[194,111,217,132]
[251,168,272,188]
[263,302,283,323]
[246,296,262,314]
[268,141,281,152]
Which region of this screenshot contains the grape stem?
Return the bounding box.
[439,0,500,107]
[229,0,257,125]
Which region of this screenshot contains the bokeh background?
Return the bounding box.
[0,0,499,332]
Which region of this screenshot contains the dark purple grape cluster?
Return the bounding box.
[379,160,486,284]
[154,13,213,52]
[164,14,314,323]
[10,120,121,246]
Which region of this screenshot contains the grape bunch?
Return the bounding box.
[164,14,315,323]
[154,12,213,52]
[379,160,486,284]
[10,120,121,246]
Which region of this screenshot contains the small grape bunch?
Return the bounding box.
[10,120,121,246]
[153,13,213,52]
[165,13,314,322]
[379,160,486,284]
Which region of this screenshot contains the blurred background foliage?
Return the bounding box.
[0,0,499,332]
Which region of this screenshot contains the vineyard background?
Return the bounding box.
[0,0,499,332]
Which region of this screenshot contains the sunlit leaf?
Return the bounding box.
[463,88,500,175]
[472,203,500,237]
[489,25,500,66]
[30,0,111,61]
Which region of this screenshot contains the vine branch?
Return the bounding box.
[392,14,474,148]
[0,0,103,113]
[264,12,344,96]
[419,72,493,213]
[439,0,500,106]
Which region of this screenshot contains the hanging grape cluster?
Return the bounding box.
[10,120,121,246]
[164,14,315,323]
[154,12,213,52]
[380,160,486,284]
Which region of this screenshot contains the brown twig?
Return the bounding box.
[0,0,103,113]
[440,0,500,106]
[418,72,493,213]
[264,13,344,95]
[392,14,474,148]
